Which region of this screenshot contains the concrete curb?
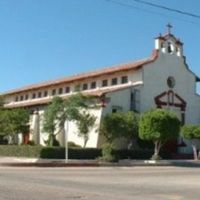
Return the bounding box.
[118,159,200,167]
[1,157,200,167]
[0,162,100,167]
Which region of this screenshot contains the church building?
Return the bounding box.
[2,26,200,154]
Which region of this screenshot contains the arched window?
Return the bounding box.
[167,42,172,53]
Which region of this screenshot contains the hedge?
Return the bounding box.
[0,145,43,158]
[40,147,101,159]
[0,145,101,159]
[0,145,171,159]
[114,149,171,160]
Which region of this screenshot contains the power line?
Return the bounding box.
[106,0,140,10]
[105,0,200,25]
[132,0,200,19]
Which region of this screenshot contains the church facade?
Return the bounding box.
[2,28,200,153]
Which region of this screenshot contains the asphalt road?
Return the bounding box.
[0,166,200,200]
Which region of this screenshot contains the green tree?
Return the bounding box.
[43,96,64,146]
[182,125,200,160]
[124,111,139,148]
[76,111,96,148]
[62,93,93,121]
[0,108,30,143]
[139,109,180,160]
[100,111,138,146]
[43,93,95,146]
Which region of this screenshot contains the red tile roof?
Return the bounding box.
[2,49,158,96]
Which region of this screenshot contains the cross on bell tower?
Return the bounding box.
[167,23,173,34]
[155,24,183,57]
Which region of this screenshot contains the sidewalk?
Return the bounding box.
[1,157,200,167]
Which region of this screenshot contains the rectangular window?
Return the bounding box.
[58,88,63,94]
[102,80,108,87]
[121,76,128,84]
[52,89,56,96]
[65,86,70,93]
[38,92,42,98]
[90,81,96,89]
[130,89,140,112]
[111,78,118,85]
[43,91,48,97]
[15,96,19,102]
[32,93,36,99]
[82,83,88,90]
[25,94,29,100]
[20,95,24,101]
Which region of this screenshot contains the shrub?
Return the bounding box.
[0,145,172,160]
[101,143,117,162]
[68,148,101,159]
[137,138,154,149]
[113,149,171,160]
[100,111,138,146]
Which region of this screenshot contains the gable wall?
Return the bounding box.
[141,52,200,124]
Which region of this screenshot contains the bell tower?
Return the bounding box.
[155,24,183,57]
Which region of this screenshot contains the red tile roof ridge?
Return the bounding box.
[2,49,158,96]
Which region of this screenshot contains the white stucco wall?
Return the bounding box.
[28,107,103,148]
[102,88,131,115]
[67,107,103,148]
[141,52,200,121]
[140,51,200,153]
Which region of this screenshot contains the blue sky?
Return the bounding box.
[0,0,200,92]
